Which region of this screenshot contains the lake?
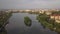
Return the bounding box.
[5,13,57,34]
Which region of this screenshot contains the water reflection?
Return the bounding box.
[0,27,7,34]
[0,21,9,34]
[24,21,32,27]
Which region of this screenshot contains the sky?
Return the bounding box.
[0,0,60,9]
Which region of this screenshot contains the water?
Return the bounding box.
[5,13,57,34]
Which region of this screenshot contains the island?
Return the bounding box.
[24,16,32,26]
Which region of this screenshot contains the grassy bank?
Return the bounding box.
[36,14,60,33]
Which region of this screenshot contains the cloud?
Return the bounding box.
[0,0,60,9]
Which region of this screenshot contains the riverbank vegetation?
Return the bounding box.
[0,12,12,27]
[36,14,60,33]
[24,16,32,26]
[52,11,60,14]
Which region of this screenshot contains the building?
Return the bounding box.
[25,10,31,12]
[45,11,52,15]
[50,14,60,23]
[50,14,60,20]
[39,10,45,14]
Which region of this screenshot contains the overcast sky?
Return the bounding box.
[0,0,60,9]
